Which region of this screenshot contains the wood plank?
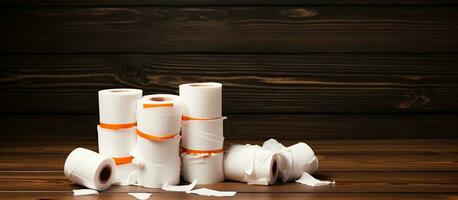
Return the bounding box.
[1,54,458,114]
[1,114,457,140]
[0,171,457,193]
[2,139,458,155]
[1,139,457,171]
[2,0,457,6]
[1,7,458,53]
[2,154,456,171]
[0,192,456,200]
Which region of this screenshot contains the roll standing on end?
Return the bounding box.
[64,148,116,191]
[97,88,142,185]
[179,82,226,184]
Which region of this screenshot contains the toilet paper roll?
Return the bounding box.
[137,94,183,138]
[224,144,279,185]
[181,117,225,151]
[179,82,222,119]
[99,88,142,126]
[97,126,136,159]
[181,153,225,184]
[134,157,181,188]
[131,135,181,164]
[262,139,319,182]
[64,148,116,191]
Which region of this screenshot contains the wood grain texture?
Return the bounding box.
[1,139,456,171]
[1,114,458,140]
[1,6,458,53]
[0,193,457,200]
[3,153,456,171]
[0,139,457,199]
[1,54,457,114]
[0,171,457,193]
[2,0,458,6]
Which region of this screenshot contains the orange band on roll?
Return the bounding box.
[113,156,134,165]
[136,129,176,141]
[181,147,224,154]
[143,103,174,108]
[182,116,220,121]
[99,122,136,130]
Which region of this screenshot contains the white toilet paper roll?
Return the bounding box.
[181,117,225,151]
[262,139,319,182]
[131,135,181,164]
[179,82,222,119]
[64,148,116,191]
[134,157,181,188]
[181,153,225,184]
[224,144,279,185]
[137,94,183,138]
[97,126,136,159]
[98,88,142,125]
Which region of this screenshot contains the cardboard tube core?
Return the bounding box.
[272,160,278,177]
[99,165,112,184]
[150,97,173,102]
[189,83,216,87]
[110,90,128,93]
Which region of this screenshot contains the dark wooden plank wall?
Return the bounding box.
[0,1,457,139]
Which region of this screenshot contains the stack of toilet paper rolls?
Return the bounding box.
[97,88,142,185]
[130,94,182,188]
[179,82,225,184]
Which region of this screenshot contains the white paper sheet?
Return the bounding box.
[295,172,335,187]
[162,179,197,192]
[73,189,98,196]
[187,188,236,197]
[128,193,152,200]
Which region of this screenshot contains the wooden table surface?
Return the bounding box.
[1,139,457,199]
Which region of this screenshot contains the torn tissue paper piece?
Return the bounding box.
[296,172,335,187]
[162,179,197,192]
[187,188,236,197]
[73,189,98,196]
[128,193,152,200]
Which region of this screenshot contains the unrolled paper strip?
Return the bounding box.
[224,144,279,185]
[128,193,152,200]
[181,117,225,151]
[73,189,98,196]
[64,148,116,191]
[98,88,142,124]
[136,94,183,137]
[179,82,222,119]
[181,153,225,184]
[262,139,319,182]
[296,172,335,186]
[187,188,236,197]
